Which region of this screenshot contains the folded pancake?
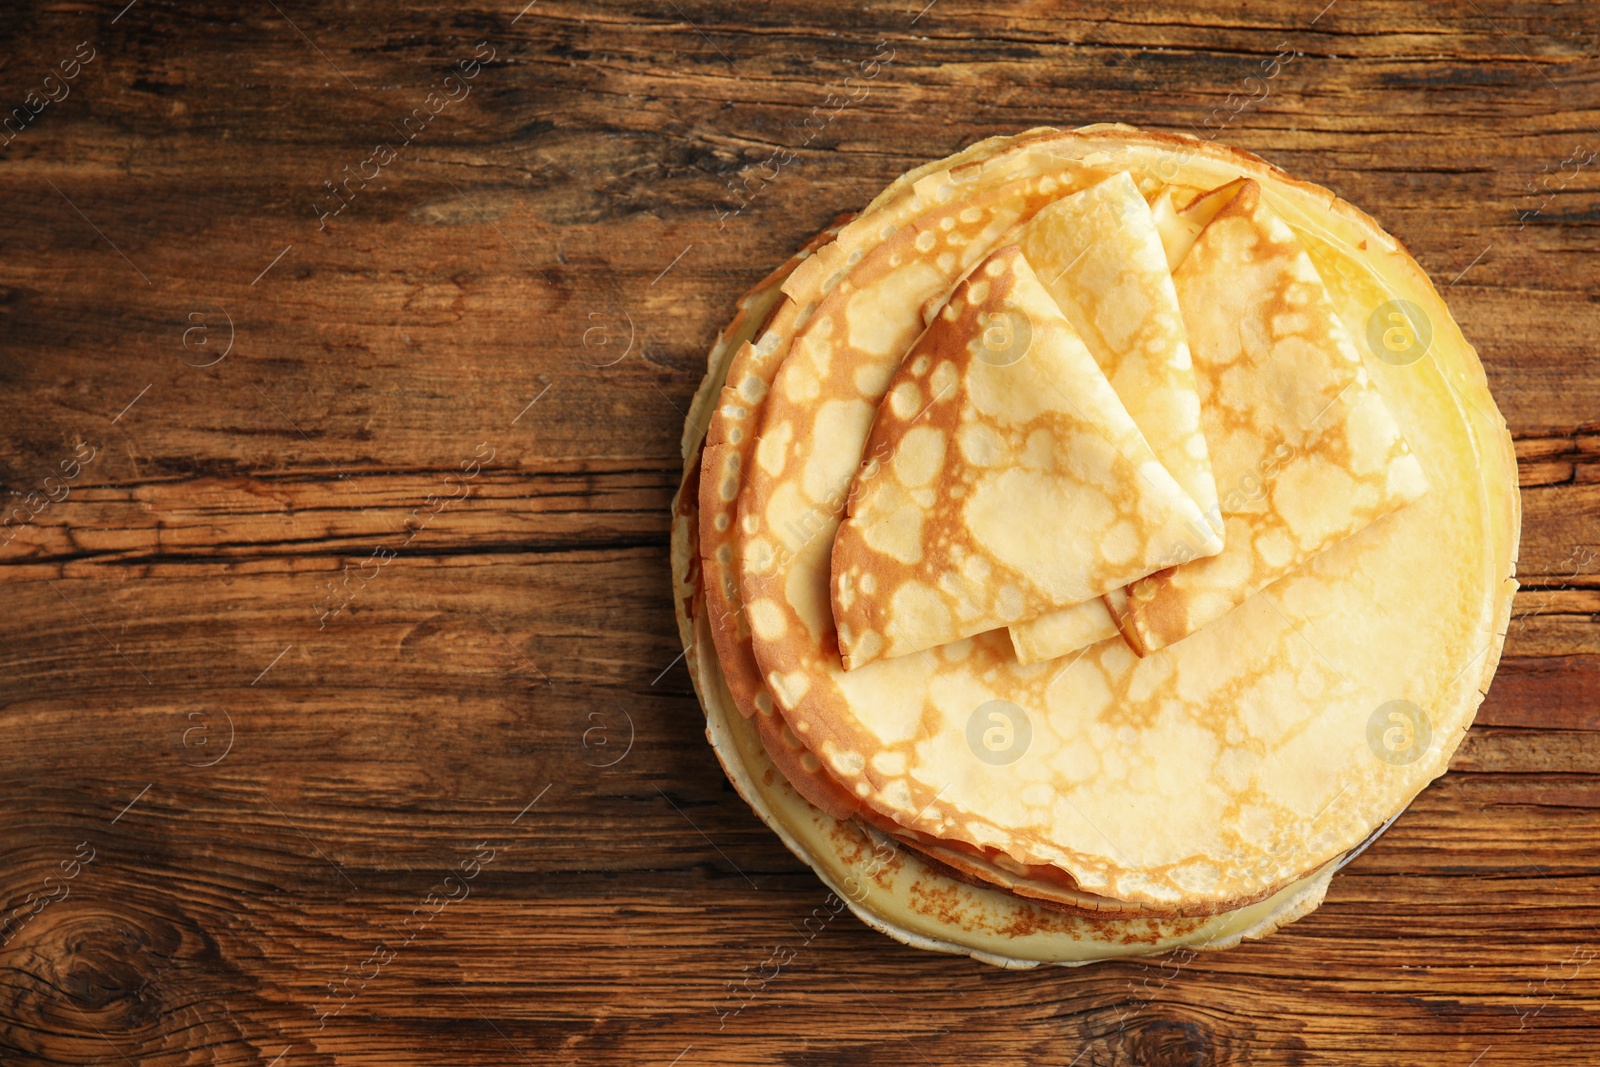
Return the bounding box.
[1009,595,1121,665]
[668,120,1516,966]
[831,244,1219,669]
[1114,179,1430,656]
[704,149,1122,721]
[703,158,1127,817]
[670,226,1348,960]
[731,129,1513,910]
[1005,171,1219,663]
[674,126,1517,963]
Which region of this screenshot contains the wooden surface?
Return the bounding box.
[1,1,1597,1063]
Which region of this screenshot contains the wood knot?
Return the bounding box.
[45,909,184,1029]
[1121,1017,1213,1067]
[3,898,242,1060]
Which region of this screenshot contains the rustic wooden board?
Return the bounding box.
[1,1,1597,1063]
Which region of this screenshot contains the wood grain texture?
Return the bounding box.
[1,0,1597,1063]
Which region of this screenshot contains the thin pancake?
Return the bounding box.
[669,192,1349,961]
[1009,595,1119,666]
[703,155,1130,811]
[1007,172,1220,664]
[831,244,1217,668]
[1116,179,1429,655]
[1016,171,1217,515]
[734,128,1512,907]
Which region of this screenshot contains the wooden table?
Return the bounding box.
[1,2,1595,1063]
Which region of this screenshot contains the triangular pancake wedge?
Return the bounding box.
[1115,179,1429,655]
[1016,171,1219,516]
[1004,171,1220,663]
[830,244,1222,670]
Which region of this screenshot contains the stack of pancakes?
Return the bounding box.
[669,125,1519,966]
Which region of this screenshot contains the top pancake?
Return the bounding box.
[1015,171,1218,516]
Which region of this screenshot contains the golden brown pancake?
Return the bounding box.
[831,243,1217,669]
[732,132,1513,908]
[1115,179,1429,656]
[672,124,1519,961]
[1005,171,1221,663]
[701,165,1115,732]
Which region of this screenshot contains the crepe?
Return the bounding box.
[1008,597,1116,664]
[730,133,1512,909]
[687,571,1343,964]
[671,234,1345,961]
[830,244,1219,669]
[1114,179,1429,656]
[703,159,1113,721]
[706,156,1138,814]
[675,124,1519,960]
[1005,171,1220,663]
